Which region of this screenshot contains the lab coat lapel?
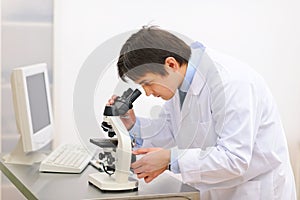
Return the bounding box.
[173,90,181,125]
[180,92,191,121]
[180,52,212,122]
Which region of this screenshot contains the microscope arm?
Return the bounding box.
[106,116,132,183]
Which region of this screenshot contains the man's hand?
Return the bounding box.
[131,148,170,183]
[107,95,136,130]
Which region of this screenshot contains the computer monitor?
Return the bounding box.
[3,63,53,165]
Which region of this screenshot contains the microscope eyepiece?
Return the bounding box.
[103,88,142,116]
[128,89,142,108]
[122,88,133,99]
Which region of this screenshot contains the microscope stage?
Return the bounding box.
[88,173,138,191]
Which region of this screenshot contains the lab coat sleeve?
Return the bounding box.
[128,118,144,149]
[138,101,176,148]
[178,81,262,185]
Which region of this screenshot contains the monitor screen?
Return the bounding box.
[26,73,51,133]
[3,63,53,164]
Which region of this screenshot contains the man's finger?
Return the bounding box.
[133,167,142,174]
[106,95,119,105]
[131,160,143,169]
[132,148,151,155]
[144,175,155,183]
[137,172,148,179]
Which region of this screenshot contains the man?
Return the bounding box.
[109,26,296,199]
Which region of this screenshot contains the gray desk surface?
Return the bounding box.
[0,155,199,200]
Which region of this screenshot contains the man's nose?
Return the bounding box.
[142,85,152,96]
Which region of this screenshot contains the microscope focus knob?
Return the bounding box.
[107,156,115,165]
[99,153,105,160]
[108,131,116,138]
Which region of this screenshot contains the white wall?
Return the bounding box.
[54,0,300,192]
[1,0,53,152]
[1,1,53,199]
[1,0,52,22]
[1,21,52,200]
[0,2,2,199]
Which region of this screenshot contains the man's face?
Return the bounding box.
[135,65,185,100]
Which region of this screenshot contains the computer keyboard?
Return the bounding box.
[39,144,93,173]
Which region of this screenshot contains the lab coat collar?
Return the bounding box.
[179,43,215,120]
[189,50,215,96]
[180,49,216,121]
[180,41,205,93]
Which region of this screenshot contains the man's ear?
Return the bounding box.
[165,57,180,71]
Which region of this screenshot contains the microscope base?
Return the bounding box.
[88,173,138,191]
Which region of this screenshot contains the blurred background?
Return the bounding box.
[1,0,300,199]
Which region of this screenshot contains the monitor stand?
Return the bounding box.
[3,138,47,165]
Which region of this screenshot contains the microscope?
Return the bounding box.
[88,88,141,191]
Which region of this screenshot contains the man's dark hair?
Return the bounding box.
[117,26,191,82]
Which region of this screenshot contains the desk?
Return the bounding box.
[0,156,199,200]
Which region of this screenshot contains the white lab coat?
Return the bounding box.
[138,48,296,199]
